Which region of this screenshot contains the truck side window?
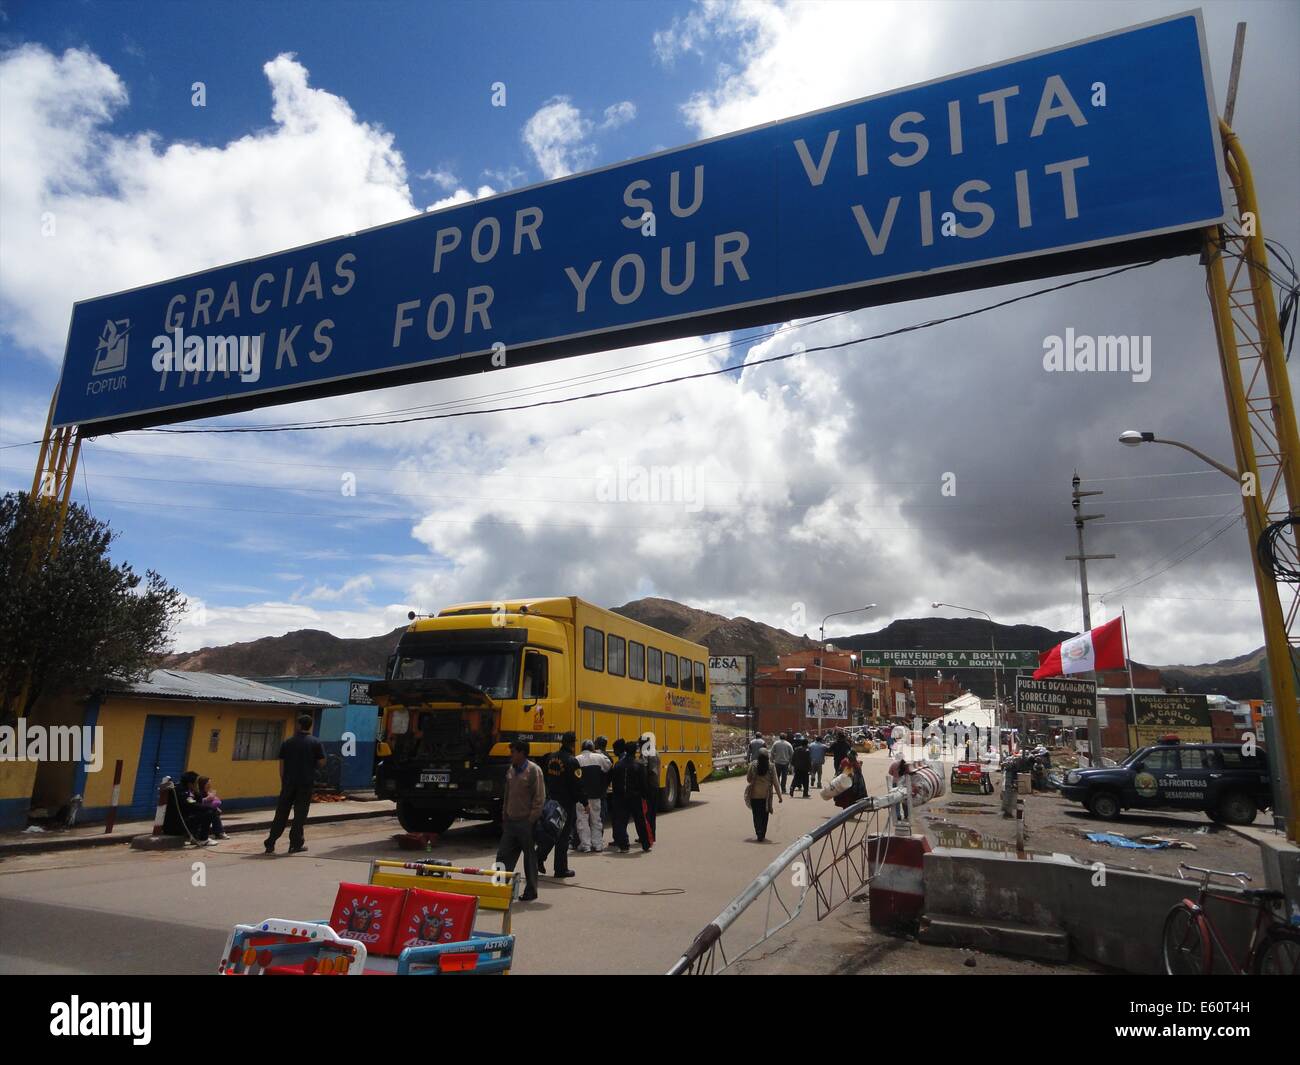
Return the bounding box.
[523,650,548,699]
[584,626,605,671]
[608,634,626,677]
[664,653,678,688]
[628,641,646,680]
[694,660,706,693]
[648,647,663,684]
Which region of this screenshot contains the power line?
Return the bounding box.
[137,258,1164,435]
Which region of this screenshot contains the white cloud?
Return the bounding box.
[601,100,637,129]
[521,95,596,179]
[426,183,497,211]
[300,574,375,602]
[0,46,416,361]
[418,167,460,190]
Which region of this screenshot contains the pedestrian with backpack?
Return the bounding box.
[536,731,582,878]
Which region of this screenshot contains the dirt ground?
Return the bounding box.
[921,784,1266,881]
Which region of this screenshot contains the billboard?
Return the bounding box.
[1015,675,1097,719]
[54,12,1225,434]
[808,689,849,721]
[1128,692,1212,747]
[857,649,1040,669]
[709,654,753,711]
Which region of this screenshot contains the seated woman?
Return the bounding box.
[161,771,218,845]
[197,775,230,840]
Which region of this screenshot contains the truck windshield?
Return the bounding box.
[392,650,519,699]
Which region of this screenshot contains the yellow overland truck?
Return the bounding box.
[373,597,713,833]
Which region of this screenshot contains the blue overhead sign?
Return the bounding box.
[54,10,1226,433]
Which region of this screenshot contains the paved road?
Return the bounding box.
[0,752,1084,975]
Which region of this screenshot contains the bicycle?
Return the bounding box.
[1161,862,1300,974]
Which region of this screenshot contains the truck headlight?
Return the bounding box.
[1066,771,1081,785]
[388,709,410,735]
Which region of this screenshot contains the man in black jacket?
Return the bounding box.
[790,736,812,798]
[265,715,325,855]
[536,731,582,878]
[609,739,651,852]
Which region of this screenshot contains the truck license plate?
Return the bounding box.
[420,772,450,784]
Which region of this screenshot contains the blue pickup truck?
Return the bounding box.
[1059,738,1271,825]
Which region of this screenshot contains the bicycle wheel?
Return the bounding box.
[1252,926,1300,975]
[1162,905,1212,975]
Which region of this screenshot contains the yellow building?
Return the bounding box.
[8,670,336,828]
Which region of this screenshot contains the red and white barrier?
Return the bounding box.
[866,833,931,931]
[130,777,182,850]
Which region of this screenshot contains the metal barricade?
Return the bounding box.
[667,786,908,974]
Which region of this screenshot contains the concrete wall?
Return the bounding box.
[923,847,1258,974]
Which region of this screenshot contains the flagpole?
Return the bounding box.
[1122,607,1137,749]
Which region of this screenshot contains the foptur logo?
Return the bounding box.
[92,318,130,375]
[49,997,151,1045]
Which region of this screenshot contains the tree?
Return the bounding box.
[0,492,185,724]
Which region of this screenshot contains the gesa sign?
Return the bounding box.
[53,10,1225,433]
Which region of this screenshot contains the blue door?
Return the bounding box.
[129,715,193,818]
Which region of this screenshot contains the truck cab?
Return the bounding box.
[373,604,572,833]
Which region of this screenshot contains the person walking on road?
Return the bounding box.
[821,754,866,809]
[640,733,661,841]
[830,730,851,771]
[809,734,826,788]
[745,748,782,841]
[496,740,545,900]
[748,731,765,764]
[575,738,611,852]
[771,733,794,793]
[536,731,583,878]
[790,735,812,797]
[264,714,324,855]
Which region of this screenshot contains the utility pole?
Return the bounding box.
[1066,471,1115,768]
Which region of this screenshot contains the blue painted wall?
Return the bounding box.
[254,677,382,790]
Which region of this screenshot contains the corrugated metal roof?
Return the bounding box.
[107,669,339,707]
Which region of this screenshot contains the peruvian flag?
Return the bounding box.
[1034,616,1126,678]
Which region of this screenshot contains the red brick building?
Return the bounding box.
[752,649,886,736]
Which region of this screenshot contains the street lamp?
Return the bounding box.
[819,605,876,732]
[932,601,1002,736]
[1118,428,1300,842]
[1118,430,1239,480]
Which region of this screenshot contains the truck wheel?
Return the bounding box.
[1087,790,1122,820]
[677,765,695,808]
[397,802,456,834]
[1215,791,1257,826]
[660,765,680,812]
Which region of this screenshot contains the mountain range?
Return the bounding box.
[161,597,1265,698]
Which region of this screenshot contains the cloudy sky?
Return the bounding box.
[1,0,1296,667]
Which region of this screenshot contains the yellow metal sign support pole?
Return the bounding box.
[8,392,81,721]
[1203,119,1300,844]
